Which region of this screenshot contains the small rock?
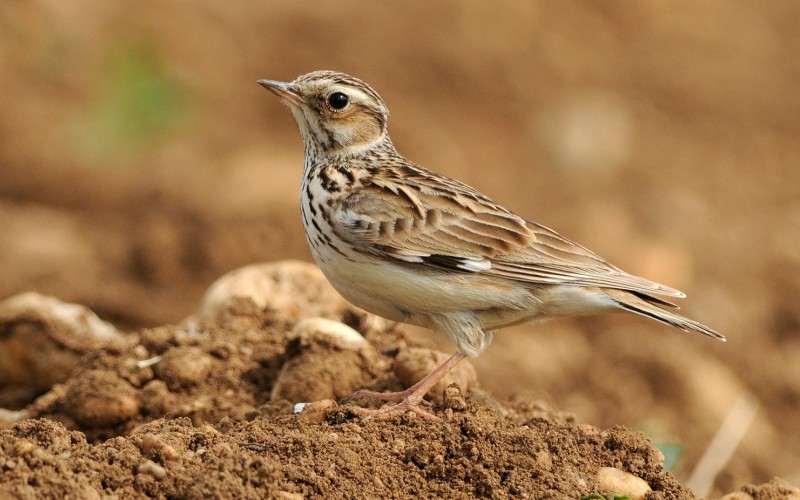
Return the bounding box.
[271,318,380,403]
[0,292,121,392]
[137,459,167,480]
[595,467,651,500]
[139,380,175,418]
[295,399,337,424]
[443,385,467,411]
[190,261,349,324]
[138,433,179,461]
[577,424,601,436]
[154,346,213,390]
[291,317,369,351]
[275,492,304,500]
[0,409,27,427]
[65,370,140,427]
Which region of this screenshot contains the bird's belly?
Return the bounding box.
[314,252,538,327]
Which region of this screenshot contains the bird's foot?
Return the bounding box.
[339,387,420,405]
[339,351,467,422]
[350,401,441,421]
[341,391,440,421]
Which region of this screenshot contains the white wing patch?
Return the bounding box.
[389,249,428,263]
[455,256,492,272]
[386,250,492,273]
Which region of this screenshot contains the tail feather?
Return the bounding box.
[603,288,725,341]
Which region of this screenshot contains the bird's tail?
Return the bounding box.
[602,288,725,341]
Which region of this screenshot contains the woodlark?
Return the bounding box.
[259,70,724,420]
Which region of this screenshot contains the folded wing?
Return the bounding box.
[334,170,685,300]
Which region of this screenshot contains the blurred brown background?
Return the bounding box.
[1,1,798,494]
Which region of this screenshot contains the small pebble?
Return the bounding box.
[291,317,368,351]
[139,433,179,461]
[296,399,337,424]
[190,261,348,325]
[271,318,378,402]
[596,467,651,500]
[154,347,213,390]
[65,371,140,427]
[293,402,312,414]
[137,460,167,480]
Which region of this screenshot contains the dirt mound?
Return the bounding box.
[2,262,795,498]
[0,262,687,498]
[2,408,686,499]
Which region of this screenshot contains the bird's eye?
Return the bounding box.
[327,92,349,110]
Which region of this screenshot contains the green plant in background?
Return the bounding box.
[581,493,630,500]
[637,419,684,472]
[76,38,190,166]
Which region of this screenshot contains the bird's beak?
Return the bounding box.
[258,79,304,106]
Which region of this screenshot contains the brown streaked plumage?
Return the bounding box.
[258,70,724,420]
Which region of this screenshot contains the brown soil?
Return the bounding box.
[1,289,690,499]
[1,1,799,498]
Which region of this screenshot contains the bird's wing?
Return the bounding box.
[333,172,685,299]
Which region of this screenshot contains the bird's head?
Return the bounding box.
[259,70,390,157]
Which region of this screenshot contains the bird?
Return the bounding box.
[258,70,725,420]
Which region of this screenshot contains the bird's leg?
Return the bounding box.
[340,352,467,420]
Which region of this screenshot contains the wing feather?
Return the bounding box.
[334,171,685,298]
